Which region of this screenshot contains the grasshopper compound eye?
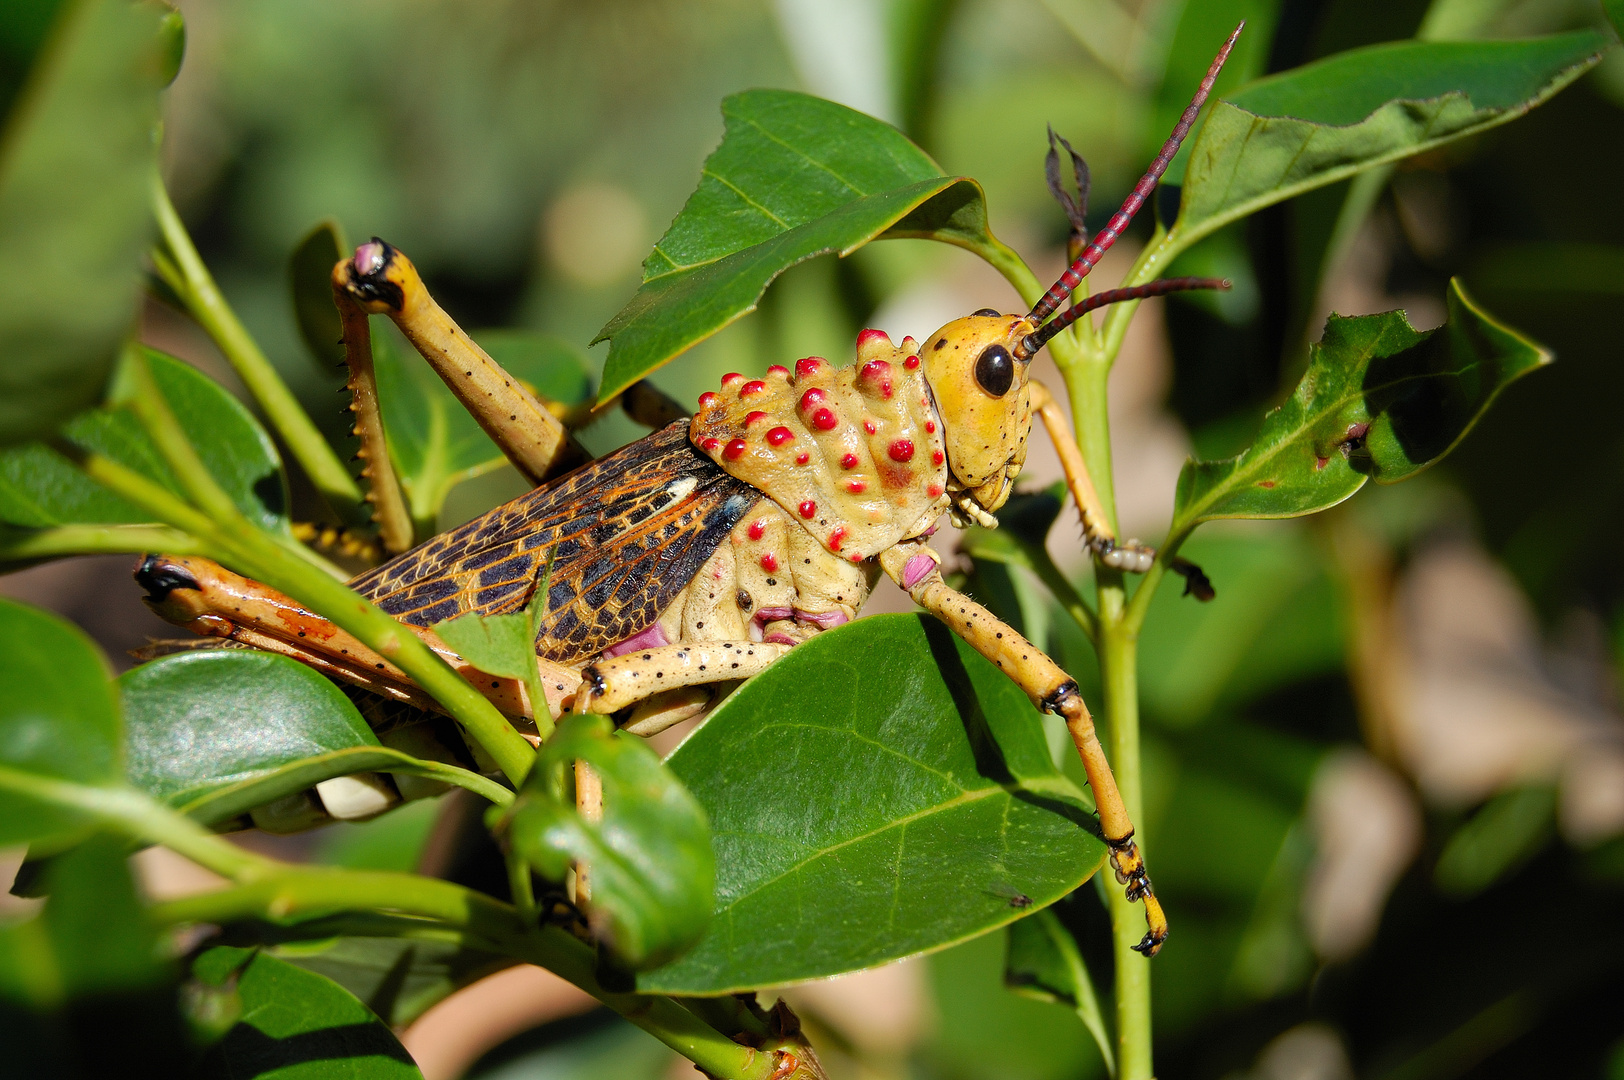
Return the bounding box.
[974,344,1014,397]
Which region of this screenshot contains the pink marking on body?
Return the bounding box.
[724,438,747,461]
[767,426,795,446]
[722,372,744,386]
[828,526,847,551]
[927,483,944,498]
[795,356,825,380]
[760,552,779,573]
[924,420,935,434]
[902,555,935,590]
[922,521,940,537]
[904,355,920,370]
[812,408,839,431]
[765,632,798,645]
[739,380,766,397]
[847,479,866,494]
[857,328,891,349]
[796,452,810,465]
[747,518,768,540]
[889,439,915,463]
[353,241,386,276]
[863,420,877,435]
[767,364,790,378]
[849,553,865,564]
[698,392,719,409]
[745,410,769,425]
[796,609,850,629]
[753,606,793,625]
[931,450,944,466]
[604,622,670,659]
[798,500,817,519]
[841,453,859,469]
[700,436,721,452]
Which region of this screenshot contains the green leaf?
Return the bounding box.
[0,348,290,535]
[503,713,714,972]
[1607,0,1624,38]
[289,219,347,369]
[593,89,1009,400]
[195,948,424,1079]
[374,329,591,528]
[1434,784,1557,899]
[269,938,511,1028]
[1171,279,1548,532]
[1006,908,1115,1076]
[0,0,168,446]
[464,1012,673,1080]
[1171,31,1609,245]
[0,597,120,846]
[433,610,536,681]
[640,614,1107,995]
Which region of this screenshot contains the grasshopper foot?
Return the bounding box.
[1108,831,1169,957]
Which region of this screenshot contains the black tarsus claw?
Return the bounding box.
[1171,557,1215,602]
[1131,930,1167,956]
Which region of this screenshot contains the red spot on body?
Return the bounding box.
[795,356,825,380]
[904,355,920,369]
[739,380,766,397]
[700,436,720,452]
[924,420,936,433]
[812,408,839,431]
[927,483,944,498]
[857,328,891,349]
[798,500,817,519]
[747,518,767,540]
[745,410,769,425]
[1258,479,1276,488]
[724,439,747,461]
[849,553,864,564]
[722,372,743,385]
[767,364,790,378]
[829,527,847,551]
[760,553,779,572]
[698,392,719,408]
[863,420,877,435]
[889,439,915,463]
[796,452,810,465]
[847,479,866,493]
[858,360,894,398]
[799,387,826,410]
[766,426,795,446]
[840,453,859,469]
[931,450,944,466]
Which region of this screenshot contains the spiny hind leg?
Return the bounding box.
[573,642,790,716]
[1029,379,1212,598]
[879,540,1168,955]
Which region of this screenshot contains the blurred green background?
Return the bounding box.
[7,0,1624,1077]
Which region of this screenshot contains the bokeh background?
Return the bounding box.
[5,0,1624,1077]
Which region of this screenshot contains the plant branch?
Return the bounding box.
[0,523,202,564]
[149,172,365,522]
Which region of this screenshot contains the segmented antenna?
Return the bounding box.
[1027,22,1244,325]
[1020,277,1229,356]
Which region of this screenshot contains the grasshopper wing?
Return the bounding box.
[351,421,760,662]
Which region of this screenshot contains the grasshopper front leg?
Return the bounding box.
[878,540,1168,955]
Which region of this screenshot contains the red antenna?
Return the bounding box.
[1026,22,1244,327]
[1019,277,1230,357]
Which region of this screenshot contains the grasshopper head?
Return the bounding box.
[921,310,1038,516]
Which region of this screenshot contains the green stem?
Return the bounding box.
[0,524,201,564]
[149,174,365,523]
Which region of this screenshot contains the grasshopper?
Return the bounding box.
[134,30,1241,957]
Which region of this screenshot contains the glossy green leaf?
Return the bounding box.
[504,713,713,972]
[0,0,168,446]
[434,610,536,681]
[375,329,591,527]
[1434,785,1556,899]
[0,1,67,118]
[640,614,1106,994]
[1006,908,1114,1076]
[270,938,511,1028]
[1171,31,1608,245]
[1606,0,1624,38]
[289,219,347,369]
[0,348,290,535]
[1148,0,1279,177]
[594,89,1009,399]
[195,948,423,1079]
[0,598,120,846]
[1171,280,1548,532]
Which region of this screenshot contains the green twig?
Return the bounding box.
[0,523,201,564]
[149,173,365,523]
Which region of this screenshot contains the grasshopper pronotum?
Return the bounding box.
[134,27,1242,958]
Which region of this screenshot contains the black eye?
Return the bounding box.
[974,344,1014,397]
[972,308,1000,318]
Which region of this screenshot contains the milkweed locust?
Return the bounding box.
[134,24,1247,960]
